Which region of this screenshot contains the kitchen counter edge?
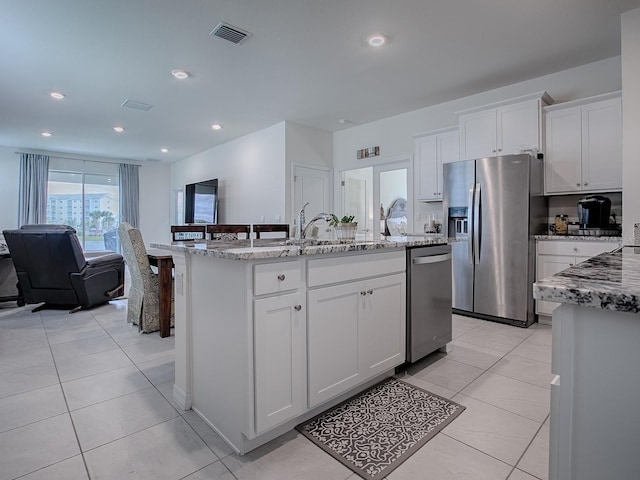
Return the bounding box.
[150,236,451,261]
[535,235,622,242]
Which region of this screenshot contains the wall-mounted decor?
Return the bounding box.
[357,146,380,159]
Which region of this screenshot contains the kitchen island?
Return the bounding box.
[533,246,640,480]
[152,236,448,454]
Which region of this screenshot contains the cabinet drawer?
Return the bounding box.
[307,250,405,288]
[254,261,301,296]
[536,240,617,258]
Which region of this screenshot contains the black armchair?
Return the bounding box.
[2,225,125,312]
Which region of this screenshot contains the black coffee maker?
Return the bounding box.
[577,195,611,228]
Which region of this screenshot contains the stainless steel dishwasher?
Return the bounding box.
[406,245,452,363]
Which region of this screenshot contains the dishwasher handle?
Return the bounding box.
[412,253,451,265]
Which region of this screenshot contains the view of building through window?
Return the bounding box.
[47,171,120,251]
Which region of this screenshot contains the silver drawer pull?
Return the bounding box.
[367,289,373,295]
[412,253,451,265]
[360,291,366,296]
[277,274,285,281]
[294,305,302,311]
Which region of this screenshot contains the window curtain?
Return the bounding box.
[119,163,140,228]
[18,153,49,226]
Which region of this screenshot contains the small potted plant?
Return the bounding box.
[330,214,357,243]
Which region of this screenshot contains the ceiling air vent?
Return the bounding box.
[121,99,154,111]
[210,22,252,45]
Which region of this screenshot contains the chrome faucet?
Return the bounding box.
[301,213,334,239]
[296,202,310,240]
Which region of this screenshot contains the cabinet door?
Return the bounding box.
[581,98,622,192]
[359,273,406,377]
[254,292,305,433]
[415,135,439,201]
[307,282,361,408]
[437,130,460,198]
[536,255,575,316]
[459,109,497,160]
[544,106,582,194]
[498,99,540,155]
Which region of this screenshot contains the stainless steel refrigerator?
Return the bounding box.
[443,154,547,327]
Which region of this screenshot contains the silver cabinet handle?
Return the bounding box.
[277,274,285,281]
[294,305,302,311]
[413,253,451,265]
[360,291,366,296]
[584,182,588,186]
[576,183,581,186]
[367,289,373,295]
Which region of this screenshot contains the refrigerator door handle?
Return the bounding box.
[468,183,475,265]
[473,182,481,265]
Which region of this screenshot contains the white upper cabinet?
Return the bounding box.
[458,92,552,160]
[544,92,622,195]
[414,128,459,201]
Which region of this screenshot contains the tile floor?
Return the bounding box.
[0,301,551,480]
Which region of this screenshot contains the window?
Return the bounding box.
[47,171,120,251]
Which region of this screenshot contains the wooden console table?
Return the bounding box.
[147,249,173,338]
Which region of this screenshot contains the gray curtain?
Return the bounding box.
[18,153,49,226]
[119,163,140,228]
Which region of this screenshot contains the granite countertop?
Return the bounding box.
[535,235,622,242]
[533,246,640,313]
[150,235,449,261]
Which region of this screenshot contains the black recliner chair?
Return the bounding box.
[3,225,125,312]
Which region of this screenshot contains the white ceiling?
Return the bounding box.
[1,0,638,163]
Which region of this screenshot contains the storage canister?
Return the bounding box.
[555,215,568,235]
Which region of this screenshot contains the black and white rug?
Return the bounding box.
[297,378,466,479]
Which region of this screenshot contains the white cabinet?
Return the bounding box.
[414,128,459,201]
[307,252,406,408]
[458,93,551,160]
[544,92,622,194]
[254,292,305,433]
[536,240,620,318]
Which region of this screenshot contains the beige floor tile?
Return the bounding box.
[72,387,179,451]
[222,430,352,480]
[396,374,457,400]
[0,344,53,374]
[508,469,540,480]
[17,455,88,480]
[84,417,217,480]
[444,394,541,465]
[183,461,236,480]
[42,311,97,331]
[121,337,175,363]
[387,433,512,480]
[0,384,67,433]
[490,352,554,389]
[414,357,485,392]
[447,338,504,369]
[136,353,175,386]
[517,418,550,480]
[0,413,80,480]
[0,329,49,355]
[46,323,107,346]
[62,364,152,410]
[452,314,483,338]
[510,339,552,364]
[157,380,188,413]
[455,327,525,354]
[0,362,59,399]
[55,347,134,382]
[461,372,550,422]
[183,410,235,459]
[50,335,119,361]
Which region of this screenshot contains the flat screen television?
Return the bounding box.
[185,179,218,224]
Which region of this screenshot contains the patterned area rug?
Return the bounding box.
[297,378,466,479]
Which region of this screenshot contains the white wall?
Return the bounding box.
[333,56,622,169]
[171,123,286,225]
[622,8,640,242]
[139,162,172,245]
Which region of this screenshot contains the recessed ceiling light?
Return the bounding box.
[49,92,65,100]
[171,69,191,79]
[211,123,223,131]
[160,148,169,153]
[113,126,125,133]
[367,34,387,47]
[41,131,52,137]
